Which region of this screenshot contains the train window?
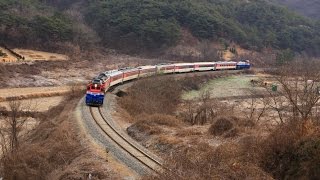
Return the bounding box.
[200,65,213,67]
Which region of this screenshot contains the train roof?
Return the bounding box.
[120,67,139,72]
[156,63,171,65]
[216,61,237,64]
[156,63,173,67]
[174,63,195,66]
[138,65,156,69]
[237,61,250,65]
[194,62,216,65]
[107,70,123,76]
[103,69,118,75]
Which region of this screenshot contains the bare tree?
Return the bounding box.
[198,40,220,61]
[249,59,320,129]
[0,99,35,155]
[181,91,219,125]
[0,99,37,180]
[275,60,320,121]
[242,96,268,126]
[194,91,216,125]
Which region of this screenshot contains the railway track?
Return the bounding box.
[88,106,163,173]
[82,70,250,175]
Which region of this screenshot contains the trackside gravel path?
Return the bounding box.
[79,94,161,175]
[90,107,161,170]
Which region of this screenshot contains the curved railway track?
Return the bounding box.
[88,106,163,173]
[82,70,248,176]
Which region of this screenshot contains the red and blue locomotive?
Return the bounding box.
[85,78,106,106]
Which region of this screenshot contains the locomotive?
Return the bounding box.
[85,79,105,106]
[85,60,250,106]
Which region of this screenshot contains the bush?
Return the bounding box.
[260,122,320,179]
[143,142,273,180]
[127,113,181,143]
[119,76,182,117]
[208,116,235,136]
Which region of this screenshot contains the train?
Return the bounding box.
[85,60,251,106]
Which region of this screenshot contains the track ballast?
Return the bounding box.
[88,106,162,173]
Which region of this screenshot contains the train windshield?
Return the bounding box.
[92,79,101,84]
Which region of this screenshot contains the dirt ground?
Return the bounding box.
[0,86,72,101]
[13,48,69,61]
[0,96,65,112]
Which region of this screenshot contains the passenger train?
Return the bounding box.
[85,60,251,106]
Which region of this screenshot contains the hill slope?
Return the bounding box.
[1,0,320,56]
[85,0,320,55]
[272,0,320,19]
[0,0,73,47]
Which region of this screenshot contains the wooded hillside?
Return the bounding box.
[273,0,320,19]
[1,0,319,56]
[0,0,73,47]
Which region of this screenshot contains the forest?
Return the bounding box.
[272,0,320,20]
[85,0,320,54]
[0,0,320,55]
[0,0,73,47]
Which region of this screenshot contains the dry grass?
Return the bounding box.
[13,48,69,61]
[136,114,182,127]
[119,67,320,179]
[144,141,273,180]
[119,76,182,117]
[127,114,181,142]
[0,85,85,102]
[153,136,184,153]
[0,94,114,179]
[119,75,219,119]
[176,128,203,137]
[259,120,320,179]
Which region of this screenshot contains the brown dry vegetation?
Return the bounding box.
[260,121,320,179]
[144,141,273,180]
[0,90,116,179]
[119,76,183,117]
[118,61,320,179]
[119,74,226,119]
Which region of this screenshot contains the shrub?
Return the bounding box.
[208,116,235,136]
[137,113,181,127]
[143,142,273,180]
[258,121,320,179]
[127,113,181,142]
[119,76,182,117]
